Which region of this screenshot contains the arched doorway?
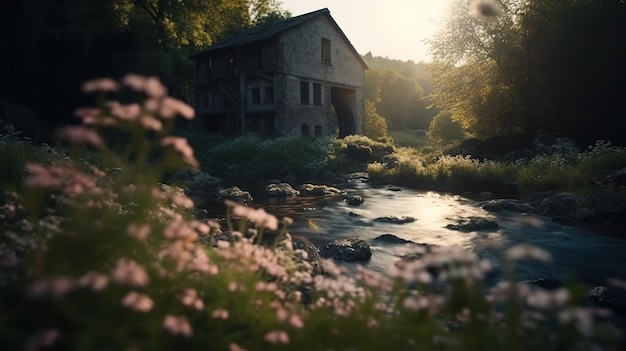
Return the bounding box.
[331,87,356,137]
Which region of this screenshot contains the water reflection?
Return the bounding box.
[203,181,626,287]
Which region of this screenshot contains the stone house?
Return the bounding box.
[189,8,368,137]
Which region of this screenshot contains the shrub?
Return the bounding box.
[202,134,334,179]
[364,100,388,141]
[428,111,466,144]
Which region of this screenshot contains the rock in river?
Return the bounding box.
[445,217,499,232]
[373,216,417,224]
[318,237,372,262]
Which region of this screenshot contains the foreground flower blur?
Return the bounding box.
[0,76,621,351]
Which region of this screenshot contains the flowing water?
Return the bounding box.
[206,179,626,287]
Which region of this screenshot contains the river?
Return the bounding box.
[204,178,626,288]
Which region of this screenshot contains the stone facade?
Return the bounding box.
[190,8,367,137]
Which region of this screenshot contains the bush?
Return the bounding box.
[202,134,334,179]
[0,76,621,350]
[428,111,466,144]
[364,100,388,141]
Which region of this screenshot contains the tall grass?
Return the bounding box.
[368,142,626,196]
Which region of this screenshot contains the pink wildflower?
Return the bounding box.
[106,101,141,121]
[144,76,168,97]
[264,330,289,344]
[211,308,229,319]
[180,289,204,310]
[110,258,149,287]
[28,276,75,298]
[24,163,61,188]
[506,244,552,262]
[121,291,154,312]
[289,314,304,329]
[227,201,279,230]
[78,272,109,291]
[162,314,193,337]
[229,343,247,351]
[161,137,199,169]
[74,107,102,125]
[228,282,243,292]
[139,115,163,132]
[121,74,149,92]
[160,97,195,120]
[81,78,119,93]
[127,223,150,240]
[54,126,104,148]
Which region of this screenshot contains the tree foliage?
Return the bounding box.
[363,54,436,131]
[0,0,288,134]
[427,110,465,144]
[364,100,388,141]
[428,0,626,145]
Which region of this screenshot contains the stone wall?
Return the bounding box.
[276,15,365,137]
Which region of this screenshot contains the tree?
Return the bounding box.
[0,0,289,134]
[364,100,388,141]
[428,0,535,139]
[428,0,626,145]
[427,110,465,144]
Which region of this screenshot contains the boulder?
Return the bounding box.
[265,183,300,197]
[167,167,222,205]
[318,237,372,262]
[533,192,585,219]
[373,234,414,244]
[480,199,534,213]
[445,217,499,232]
[381,155,400,169]
[293,239,323,275]
[587,286,626,315]
[299,183,342,196]
[217,186,253,204]
[345,195,364,206]
[580,192,626,224]
[373,216,417,224]
[346,144,373,161]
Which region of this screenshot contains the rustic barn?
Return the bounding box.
[190,8,368,137]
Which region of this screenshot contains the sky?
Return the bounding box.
[279,0,457,62]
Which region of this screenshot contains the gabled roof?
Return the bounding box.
[190,8,368,69]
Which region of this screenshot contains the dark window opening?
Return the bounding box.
[300,81,310,105]
[313,83,322,105]
[264,87,274,104]
[301,124,309,137]
[321,38,331,65]
[314,125,322,137]
[251,88,261,105]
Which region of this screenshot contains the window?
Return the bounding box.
[264,87,274,104]
[300,81,310,105]
[251,88,261,105]
[314,125,322,137]
[301,124,309,137]
[313,83,322,106]
[321,38,331,65]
